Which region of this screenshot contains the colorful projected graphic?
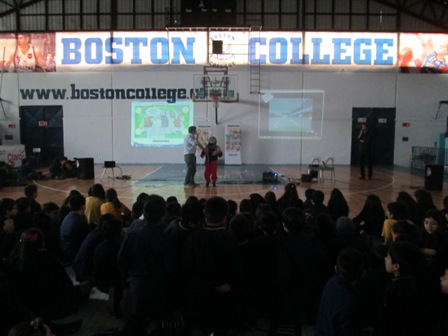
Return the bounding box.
[131,101,193,147]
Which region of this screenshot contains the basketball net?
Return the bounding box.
[210,93,221,108]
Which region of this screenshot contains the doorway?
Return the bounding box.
[351,108,396,166]
[20,105,64,167]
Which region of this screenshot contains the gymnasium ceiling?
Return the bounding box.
[0,0,447,31]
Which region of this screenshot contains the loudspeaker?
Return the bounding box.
[425,164,443,191]
[77,158,94,180]
[301,174,312,182]
[212,40,223,54]
[104,161,116,168]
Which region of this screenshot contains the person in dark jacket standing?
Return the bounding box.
[358,123,373,180]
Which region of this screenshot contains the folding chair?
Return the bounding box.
[319,157,335,182]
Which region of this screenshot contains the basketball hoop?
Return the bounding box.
[193,66,239,124]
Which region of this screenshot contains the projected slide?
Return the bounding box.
[258,90,324,140]
[131,101,193,147]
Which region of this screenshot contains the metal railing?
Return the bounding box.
[411,146,448,170]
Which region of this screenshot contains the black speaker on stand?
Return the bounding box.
[76,158,95,180]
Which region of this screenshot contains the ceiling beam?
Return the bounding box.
[374,0,448,31]
[0,0,44,19]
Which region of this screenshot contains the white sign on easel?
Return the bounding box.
[225,123,241,165]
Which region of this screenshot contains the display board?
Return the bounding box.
[225,123,241,165]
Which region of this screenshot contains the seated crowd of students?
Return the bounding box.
[0,182,448,336]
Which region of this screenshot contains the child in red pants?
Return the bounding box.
[200,136,223,187]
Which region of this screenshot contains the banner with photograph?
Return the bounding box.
[0,33,57,73]
[399,33,448,73]
[225,123,241,165]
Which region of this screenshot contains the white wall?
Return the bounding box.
[1,68,447,167]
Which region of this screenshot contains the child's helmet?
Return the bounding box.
[208,136,217,144]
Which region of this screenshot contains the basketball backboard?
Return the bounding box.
[192,74,239,102]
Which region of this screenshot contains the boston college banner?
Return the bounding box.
[2,31,447,72]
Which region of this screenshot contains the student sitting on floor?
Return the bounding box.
[7,228,86,321]
[17,158,44,181]
[0,161,27,187]
[92,216,124,318]
[100,188,131,225]
[383,241,433,336]
[315,248,372,336]
[48,157,76,180]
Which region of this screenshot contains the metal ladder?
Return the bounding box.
[249,26,262,94]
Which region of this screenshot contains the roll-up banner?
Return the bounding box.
[225,123,241,165]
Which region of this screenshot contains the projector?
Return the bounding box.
[262,171,279,183]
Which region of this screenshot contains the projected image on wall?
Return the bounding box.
[258,90,324,140]
[268,98,313,132]
[131,101,193,147]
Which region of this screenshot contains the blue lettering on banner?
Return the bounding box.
[290,38,304,64]
[269,38,288,64]
[332,38,351,64]
[105,37,123,64]
[85,38,103,64]
[310,38,330,64]
[61,36,196,65]
[249,38,266,64]
[59,33,395,67]
[125,38,147,64]
[151,38,168,64]
[353,39,371,65]
[247,36,395,66]
[61,38,82,64]
[374,38,393,65]
[172,37,195,64]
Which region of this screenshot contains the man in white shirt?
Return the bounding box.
[183,126,204,187]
